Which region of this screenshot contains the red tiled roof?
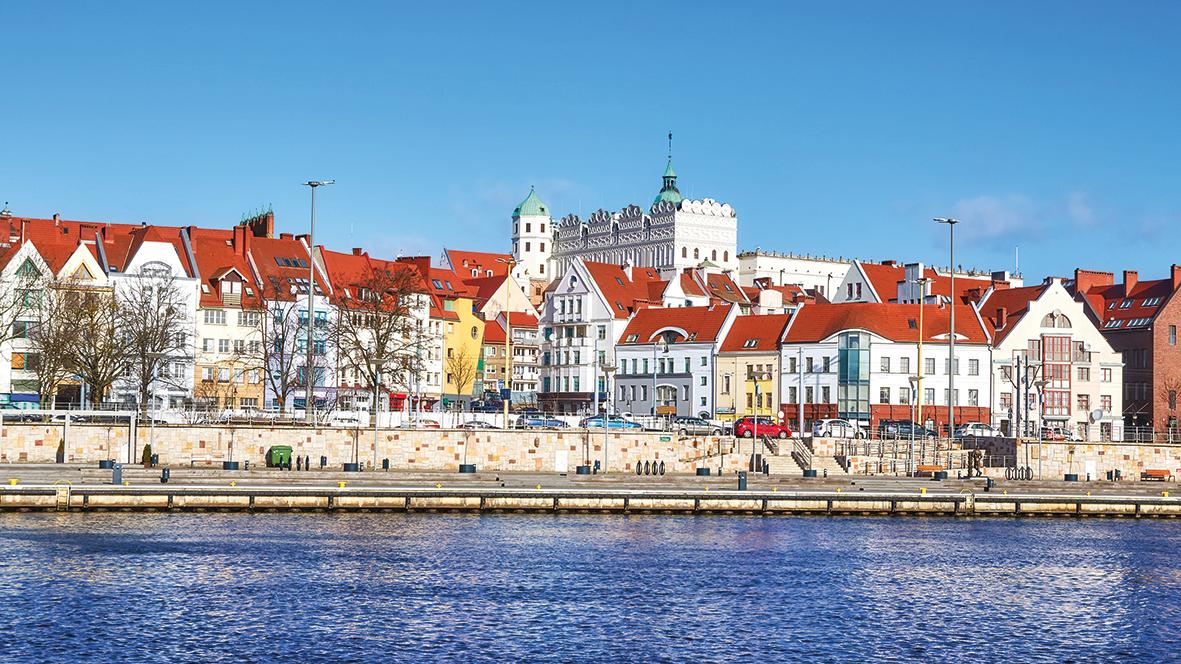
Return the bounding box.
[483,322,506,344]
[504,311,538,328]
[584,262,665,319]
[784,303,989,344]
[618,305,734,345]
[704,272,749,304]
[719,314,792,353]
[1082,276,1176,329]
[462,274,508,308]
[250,234,330,302]
[977,284,1048,343]
[679,273,706,297]
[858,261,994,304]
[445,249,513,278]
[319,247,426,311]
[189,227,262,309]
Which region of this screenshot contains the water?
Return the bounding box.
[0,514,1179,663]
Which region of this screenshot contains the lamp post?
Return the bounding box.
[1034,378,1047,479]
[908,375,919,475]
[750,369,771,469]
[302,179,334,424]
[496,257,518,429]
[934,217,959,445]
[910,276,931,434]
[372,359,384,469]
[601,359,617,473]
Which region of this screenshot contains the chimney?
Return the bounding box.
[1123,270,1138,295]
[1072,268,1113,295]
[1173,265,1181,291]
[881,260,896,267]
[622,261,633,281]
[232,224,251,257]
[20,219,28,245]
[279,232,294,240]
[246,210,275,239]
[352,248,364,256]
[53,213,60,223]
[995,307,1008,330]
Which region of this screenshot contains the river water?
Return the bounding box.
[0,513,1178,663]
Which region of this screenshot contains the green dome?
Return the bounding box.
[513,187,549,217]
[652,159,683,207]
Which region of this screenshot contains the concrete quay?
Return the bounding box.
[0,464,1177,517]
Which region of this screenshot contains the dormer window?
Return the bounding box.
[743,339,759,348]
[625,334,639,343]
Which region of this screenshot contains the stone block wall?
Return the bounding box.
[0,424,730,474]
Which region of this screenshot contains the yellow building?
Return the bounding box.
[428,266,485,409]
[714,314,791,423]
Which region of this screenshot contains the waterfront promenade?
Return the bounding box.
[3,463,1178,517]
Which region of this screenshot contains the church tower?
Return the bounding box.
[511,187,552,280]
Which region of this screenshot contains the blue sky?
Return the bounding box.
[3,2,1178,280]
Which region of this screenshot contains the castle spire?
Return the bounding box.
[653,130,683,207]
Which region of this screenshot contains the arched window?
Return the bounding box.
[693,248,700,259]
[723,251,729,262]
[711,250,717,261]
[1041,314,1055,327]
[682,247,687,258]
[1057,315,1072,328]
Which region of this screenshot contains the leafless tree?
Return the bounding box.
[446,345,478,405]
[24,282,82,408]
[69,287,127,407]
[118,267,193,414]
[330,264,429,412]
[0,257,42,348]
[244,281,332,413]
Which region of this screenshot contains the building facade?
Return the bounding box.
[714,314,792,423]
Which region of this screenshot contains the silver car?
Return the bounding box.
[673,416,723,436]
[812,418,866,438]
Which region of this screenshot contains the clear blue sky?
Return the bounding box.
[3,2,1178,281]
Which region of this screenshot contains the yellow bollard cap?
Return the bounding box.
[772,487,778,492]
[7,479,16,486]
[435,483,441,489]
[339,481,348,488]
[705,486,710,492]
[1164,491,1170,498]
[230,481,236,487]
[535,484,542,490]
[920,487,927,495]
[123,481,130,486]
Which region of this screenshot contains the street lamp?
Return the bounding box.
[750,369,772,469]
[601,359,617,473]
[934,217,959,444]
[302,179,334,424]
[496,257,518,429]
[908,374,920,475]
[1034,378,1048,479]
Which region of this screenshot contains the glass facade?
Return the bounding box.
[837,332,870,421]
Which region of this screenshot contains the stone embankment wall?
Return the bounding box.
[0,424,734,473]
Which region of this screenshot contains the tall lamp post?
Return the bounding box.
[1033,378,1047,479]
[601,359,617,473]
[496,258,518,429]
[934,217,959,446]
[302,179,334,424]
[910,276,932,435]
[908,375,919,475]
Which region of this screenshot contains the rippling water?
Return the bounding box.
[0,513,1179,663]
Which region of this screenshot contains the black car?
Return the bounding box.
[880,420,938,439]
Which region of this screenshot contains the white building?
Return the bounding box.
[977,279,1124,440]
[833,260,1022,305]
[736,251,851,299]
[779,302,994,433]
[510,159,739,282]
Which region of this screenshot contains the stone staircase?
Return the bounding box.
[759,437,849,476]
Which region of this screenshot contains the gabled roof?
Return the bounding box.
[249,234,330,302]
[584,261,665,319]
[783,303,990,344]
[1076,272,1178,332]
[719,314,792,353]
[618,305,734,345]
[462,274,509,308]
[703,272,749,304]
[504,311,538,328]
[444,249,512,278]
[857,260,994,304]
[318,247,426,311]
[188,227,262,308]
[976,283,1049,343]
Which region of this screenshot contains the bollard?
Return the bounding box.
[382,458,390,471]
[644,460,651,476]
[296,456,303,471]
[160,467,170,484]
[320,455,327,469]
[111,463,123,486]
[737,471,748,491]
[305,455,310,471]
[984,477,993,492]
[593,460,601,474]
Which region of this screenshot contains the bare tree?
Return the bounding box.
[119,267,193,414]
[330,264,429,412]
[243,281,332,413]
[69,287,127,407]
[24,282,81,408]
[0,257,42,348]
[446,345,478,406]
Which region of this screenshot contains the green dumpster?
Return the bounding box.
[267,445,294,468]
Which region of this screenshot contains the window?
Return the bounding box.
[11,321,30,338]
[1171,391,1178,411]
[1078,367,1091,381]
[968,389,979,406]
[899,387,910,404]
[218,339,230,353]
[789,387,798,403]
[204,309,226,325]
[1078,394,1090,411]
[823,357,831,373]
[788,357,797,373]
[1000,393,1012,410]
[822,386,831,403]
[899,357,910,375]
[880,357,890,373]
[968,359,979,376]
[238,311,261,327]
[684,358,690,373]
[700,376,707,386]
[723,375,731,394]
[924,388,935,405]
[643,359,649,374]
[203,338,214,352]
[806,386,814,402]
[693,248,699,259]
[1171,326,1177,346]
[806,357,814,373]
[855,283,862,299]
[597,325,606,340]
[700,356,707,367]
[743,339,759,348]
[640,385,648,401]
[1101,395,1112,412]
[879,387,890,404]
[1119,299,1133,309]
[1101,368,1112,383]
[925,358,935,375]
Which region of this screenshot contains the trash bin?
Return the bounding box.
[98,460,115,470]
[737,471,748,491]
[458,463,476,473]
[111,463,123,486]
[576,465,592,475]
[160,467,170,484]
[803,469,818,478]
[1064,473,1079,482]
[222,461,240,470]
[267,446,294,468]
[342,462,361,472]
[696,467,712,477]
[150,453,159,466]
[320,455,327,469]
[382,458,390,471]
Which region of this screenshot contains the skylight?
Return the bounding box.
[1119,299,1133,309]
[742,339,759,348]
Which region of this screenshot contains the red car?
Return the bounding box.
[734,416,792,439]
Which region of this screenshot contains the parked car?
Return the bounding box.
[471,399,505,413]
[458,420,498,430]
[955,422,1001,439]
[401,418,440,429]
[1039,426,1076,441]
[672,416,723,436]
[579,415,643,430]
[880,420,937,439]
[733,416,792,439]
[812,418,866,439]
[515,415,568,429]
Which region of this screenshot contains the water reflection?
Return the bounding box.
[0,513,1178,662]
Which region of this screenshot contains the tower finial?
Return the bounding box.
[667,131,673,161]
